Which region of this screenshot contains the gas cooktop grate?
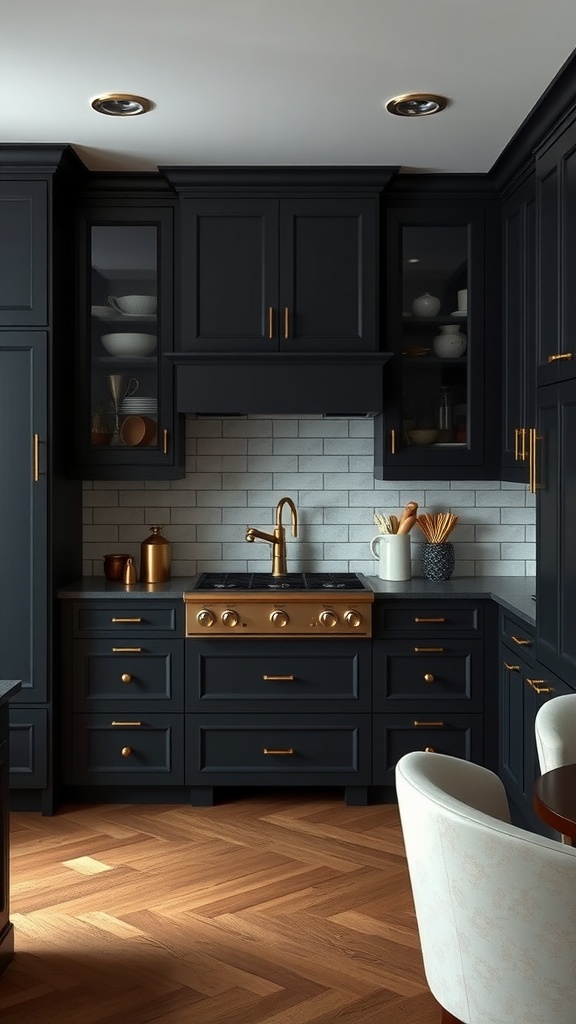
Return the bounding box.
[194,572,367,592]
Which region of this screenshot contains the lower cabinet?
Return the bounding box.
[184,638,372,805]
[499,609,573,832]
[372,599,495,787]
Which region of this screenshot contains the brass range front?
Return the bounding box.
[184,572,374,638]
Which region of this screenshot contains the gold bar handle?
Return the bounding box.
[284,307,290,339]
[519,427,527,461]
[390,429,396,455]
[112,647,143,653]
[527,678,552,694]
[414,617,446,623]
[33,433,43,482]
[511,635,531,647]
[112,617,142,623]
[263,675,295,681]
[413,721,444,728]
[263,748,294,755]
[163,428,169,455]
[268,306,274,339]
[514,427,519,461]
[503,662,520,671]
[111,721,142,727]
[548,352,573,362]
[414,647,444,653]
[528,427,539,494]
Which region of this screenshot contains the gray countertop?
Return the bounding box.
[0,680,21,705]
[58,575,536,627]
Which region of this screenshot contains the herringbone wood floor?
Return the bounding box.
[2,791,441,1023]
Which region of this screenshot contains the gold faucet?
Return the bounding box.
[245,496,298,577]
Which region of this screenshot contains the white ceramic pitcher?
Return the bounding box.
[370,533,411,581]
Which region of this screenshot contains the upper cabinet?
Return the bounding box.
[73,200,184,480]
[374,197,500,480]
[0,181,48,326]
[162,167,396,355]
[536,109,576,385]
[500,171,536,483]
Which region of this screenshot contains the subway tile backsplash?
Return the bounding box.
[82,416,536,578]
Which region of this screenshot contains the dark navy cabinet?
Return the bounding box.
[163,167,395,355]
[500,170,536,482]
[0,148,83,813]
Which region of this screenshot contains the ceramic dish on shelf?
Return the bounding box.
[118,313,157,321]
[450,310,467,317]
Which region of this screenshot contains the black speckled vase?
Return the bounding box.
[421,542,455,581]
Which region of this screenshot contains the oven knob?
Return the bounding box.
[270,609,289,628]
[319,609,338,628]
[221,609,239,627]
[197,609,215,627]
[344,609,362,628]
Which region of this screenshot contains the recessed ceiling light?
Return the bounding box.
[385,94,448,117]
[91,94,153,117]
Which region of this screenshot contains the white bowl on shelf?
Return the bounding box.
[108,295,157,316]
[101,333,157,357]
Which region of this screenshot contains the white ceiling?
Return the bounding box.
[3,0,576,173]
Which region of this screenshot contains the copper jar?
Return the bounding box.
[103,553,131,581]
[140,526,171,583]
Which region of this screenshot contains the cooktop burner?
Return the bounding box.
[194,572,368,592]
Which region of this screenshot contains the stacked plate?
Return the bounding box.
[120,397,158,415]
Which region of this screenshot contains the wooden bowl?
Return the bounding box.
[408,429,440,446]
[120,415,157,446]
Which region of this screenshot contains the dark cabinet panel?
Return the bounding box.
[501,172,536,481]
[70,714,184,785]
[0,181,47,325]
[536,111,576,384]
[70,640,184,712]
[373,713,483,786]
[373,639,484,712]
[0,335,48,703]
[536,379,576,680]
[8,709,48,788]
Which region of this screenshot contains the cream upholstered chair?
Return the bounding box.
[395,750,576,1024]
[535,692,576,774]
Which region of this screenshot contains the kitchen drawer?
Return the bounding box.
[71,601,183,638]
[185,639,371,712]
[373,639,484,711]
[70,714,184,785]
[500,610,535,656]
[374,601,483,636]
[70,640,184,711]
[185,713,371,785]
[9,708,48,788]
[373,712,484,786]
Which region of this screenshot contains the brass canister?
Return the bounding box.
[140,525,171,583]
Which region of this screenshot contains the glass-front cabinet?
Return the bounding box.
[375,202,498,479]
[74,205,183,479]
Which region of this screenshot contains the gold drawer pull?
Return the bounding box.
[268,306,274,339]
[33,433,44,482]
[121,746,133,757]
[112,647,143,653]
[263,748,294,756]
[390,428,396,455]
[121,673,133,684]
[414,617,446,623]
[548,352,573,362]
[527,678,552,694]
[511,635,531,646]
[413,721,444,728]
[414,647,444,653]
[284,307,290,339]
[423,673,435,683]
[503,662,520,671]
[263,675,295,681]
[112,617,142,623]
[163,428,169,455]
[111,721,142,727]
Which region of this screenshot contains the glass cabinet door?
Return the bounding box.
[74,205,183,479]
[376,204,494,480]
[90,224,160,449]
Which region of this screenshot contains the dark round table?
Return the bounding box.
[533,762,576,839]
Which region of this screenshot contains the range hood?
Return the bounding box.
[166,352,394,416]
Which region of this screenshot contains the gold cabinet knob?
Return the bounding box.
[121,673,133,684]
[344,609,362,628]
[270,609,289,628]
[319,609,338,628]
[424,746,436,753]
[121,746,133,757]
[221,609,239,627]
[423,673,435,683]
[197,609,215,627]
